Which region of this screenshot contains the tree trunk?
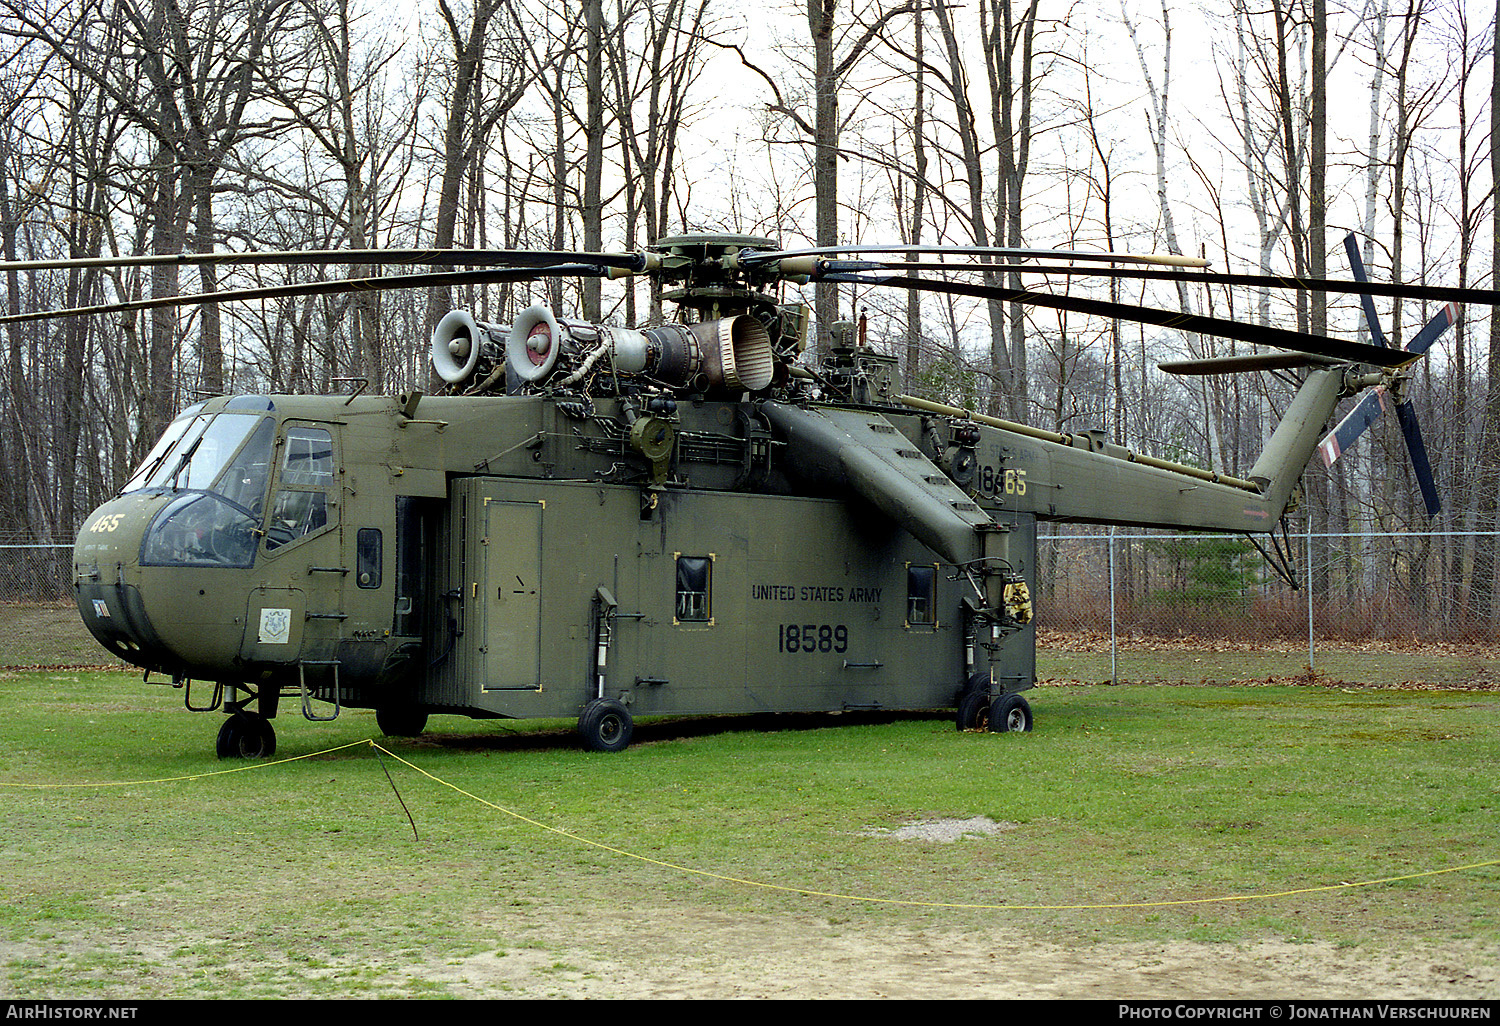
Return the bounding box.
[810,0,840,356]
[1472,0,1500,625]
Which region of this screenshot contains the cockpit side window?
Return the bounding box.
[264,425,337,553]
[281,426,335,486]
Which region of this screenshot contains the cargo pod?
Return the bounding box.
[416,475,1013,751]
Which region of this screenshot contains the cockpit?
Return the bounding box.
[127,397,335,568]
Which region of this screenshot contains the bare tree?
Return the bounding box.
[608,0,712,322]
[257,0,424,390]
[721,0,915,355]
[425,0,531,331]
[1470,0,1500,624]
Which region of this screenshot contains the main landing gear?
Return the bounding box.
[955,677,1034,734]
[578,698,633,752]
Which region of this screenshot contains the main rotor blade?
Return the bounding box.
[0,265,608,326]
[0,248,650,274]
[1394,400,1441,516]
[819,271,1420,369]
[816,257,1500,309]
[1160,353,1342,376]
[751,244,1211,268]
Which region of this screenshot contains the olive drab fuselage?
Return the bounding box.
[73,390,1035,726]
[40,231,1443,754]
[72,361,1344,740]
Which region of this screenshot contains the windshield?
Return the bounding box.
[136,413,279,569]
[150,412,259,492]
[120,402,206,493]
[124,409,275,502]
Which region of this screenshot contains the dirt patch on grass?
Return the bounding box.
[13,904,1496,999]
[431,908,1499,999]
[858,815,1018,842]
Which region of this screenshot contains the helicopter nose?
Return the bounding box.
[73,497,172,668]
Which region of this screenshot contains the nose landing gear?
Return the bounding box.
[216,709,276,759]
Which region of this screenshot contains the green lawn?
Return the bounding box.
[1,668,1496,997]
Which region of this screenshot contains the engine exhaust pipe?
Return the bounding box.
[431,309,506,384]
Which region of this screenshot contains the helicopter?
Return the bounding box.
[8,229,1476,757]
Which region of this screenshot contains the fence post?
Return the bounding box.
[1306,517,1315,672]
[1108,526,1118,684]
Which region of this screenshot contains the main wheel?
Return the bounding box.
[988,693,1033,733]
[376,705,429,737]
[578,698,633,753]
[216,711,277,758]
[955,688,991,731]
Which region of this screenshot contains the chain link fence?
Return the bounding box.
[0,544,75,603]
[1035,526,1500,688]
[0,544,109,667]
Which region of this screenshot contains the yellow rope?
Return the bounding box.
[6,738,1496,911]
[0,739,371,786]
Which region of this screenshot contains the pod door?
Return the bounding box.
[478,497,543,691]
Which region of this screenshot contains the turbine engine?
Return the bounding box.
[431,303,775,397]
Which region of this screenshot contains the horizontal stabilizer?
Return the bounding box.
[1160,353,1343,376]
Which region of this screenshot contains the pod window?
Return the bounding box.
[675,555,712,623]
[907,564,937,626]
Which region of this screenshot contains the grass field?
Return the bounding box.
[1037,628,1500,690]
[1,662,1497,998]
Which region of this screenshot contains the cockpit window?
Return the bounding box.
[213,418,276,515]
[120,402,205,494]
[125,408,273,498]
[136,411,278,569]
[282,426,335,486]
[264,490,328,550]
[168,414,263,492]
[141,493,260,567]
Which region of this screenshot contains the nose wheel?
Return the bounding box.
[216,710,277,758]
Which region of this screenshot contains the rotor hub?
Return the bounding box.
[649,233,783,320]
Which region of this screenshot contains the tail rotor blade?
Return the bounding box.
[1394,401,1442,515]
[1405,302,1459,356]
[1343,233,1390,349]
[1317,388,1389,468]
